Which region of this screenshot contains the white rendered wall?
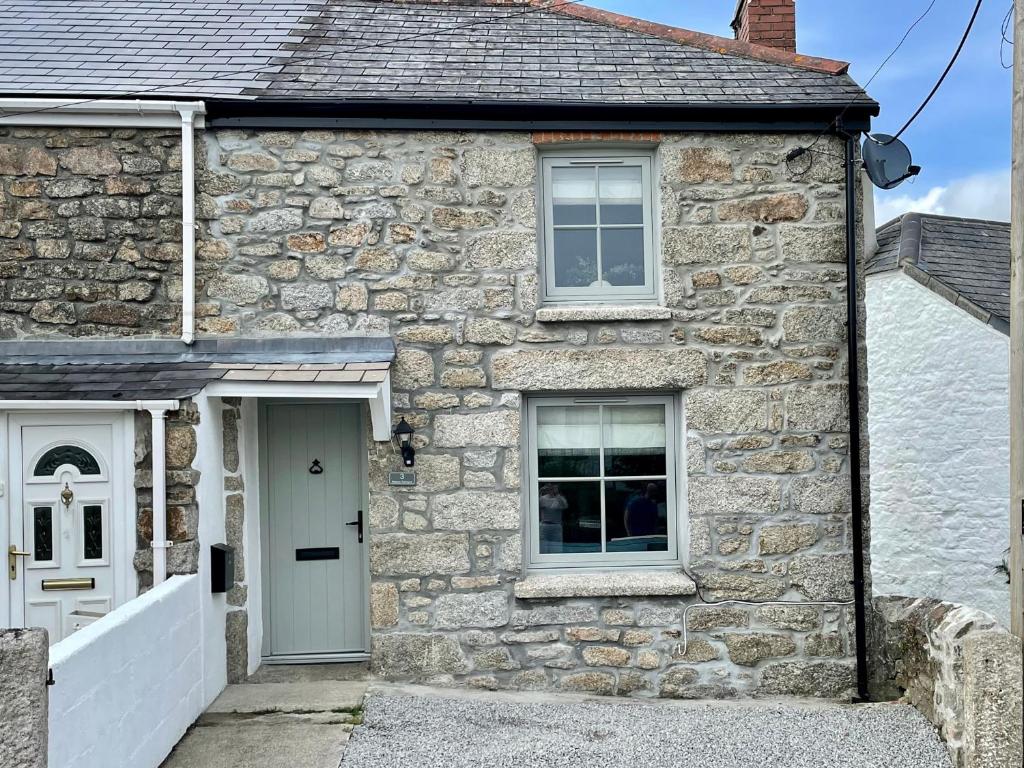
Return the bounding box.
[48,575,204,768]
[240,397,263,674]
[867,272,1010,623]
[195,393,228,704]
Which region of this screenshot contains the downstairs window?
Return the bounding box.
[525,395,679,569]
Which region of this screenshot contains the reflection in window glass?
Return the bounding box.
[600,228,645,286]
[33,506,53,562]
[537,481,602,554]
[605,479,668,552]
[531,398,673,565]
[83,505,103,560]
[552,229,598,288]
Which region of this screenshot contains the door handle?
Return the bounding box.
[8,545,30,581]
[346,510,364,543]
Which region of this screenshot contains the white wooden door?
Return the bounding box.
[8,414,129,645]
[261,403,367,659]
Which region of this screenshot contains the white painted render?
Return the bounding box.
[48,575,204,768]
[240,397,263,676]
[866,271,1010,624]
[195,393,228,706]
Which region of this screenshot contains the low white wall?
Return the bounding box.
[48,575,205,768]
[866,272,1010,623]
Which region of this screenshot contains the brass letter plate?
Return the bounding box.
[41,577,95,591]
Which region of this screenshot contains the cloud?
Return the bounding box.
[873,169,1010,224]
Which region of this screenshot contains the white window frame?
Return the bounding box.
[539,151,657,304]
[525,394,681,570]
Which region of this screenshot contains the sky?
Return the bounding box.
[587,0,1014,224]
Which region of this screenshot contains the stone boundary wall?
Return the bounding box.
[0,628,48,768]
[870,595,1023,768]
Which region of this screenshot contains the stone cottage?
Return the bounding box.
[0,0,877,705]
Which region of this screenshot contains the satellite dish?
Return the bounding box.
[862,133,921,190]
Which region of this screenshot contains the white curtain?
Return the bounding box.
[536,405,664,451]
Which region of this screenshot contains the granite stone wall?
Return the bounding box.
[197,128,866,698]
[0,628,48,768]
[221,397,249,683]
[0,126,186,338]
[133,403,201,589]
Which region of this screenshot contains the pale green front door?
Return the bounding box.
[261,403,367,658]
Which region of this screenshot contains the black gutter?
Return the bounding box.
[203,97,877,132]
[842,128,871,702]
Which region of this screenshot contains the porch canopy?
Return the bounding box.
[0,336,396,440]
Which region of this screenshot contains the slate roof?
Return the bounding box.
[0,337,395,400]
[869,213,1010,334]
[0,0,874,110]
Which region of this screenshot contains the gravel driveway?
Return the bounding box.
[341,687,952,768]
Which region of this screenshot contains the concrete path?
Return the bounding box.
[341,685,954,768]
[161,679,368,768]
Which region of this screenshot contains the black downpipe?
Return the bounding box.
[843,131,870,702]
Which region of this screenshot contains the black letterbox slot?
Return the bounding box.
[296,547,340,561]
[211,543,234,594]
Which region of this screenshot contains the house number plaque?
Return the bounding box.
[388,471,417,487]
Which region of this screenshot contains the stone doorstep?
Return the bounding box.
[203,680,368,717]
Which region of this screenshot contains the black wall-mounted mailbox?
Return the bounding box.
[210,543,234,594]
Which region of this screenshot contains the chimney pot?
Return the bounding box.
[732,0,797,52]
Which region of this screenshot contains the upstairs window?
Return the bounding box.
[540,153,656,303]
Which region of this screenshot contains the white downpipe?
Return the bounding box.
[149,409,170,586]
[178,106,199,346]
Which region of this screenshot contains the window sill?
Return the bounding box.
[535,305,672,323]
[513,570,696,600]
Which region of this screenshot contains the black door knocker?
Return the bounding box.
[308,459,324,475]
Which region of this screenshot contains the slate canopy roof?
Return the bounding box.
[0,0,876,119]
[869,213,1011,334]
[0,338,395,401]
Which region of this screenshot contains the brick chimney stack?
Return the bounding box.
[731,0,796,52]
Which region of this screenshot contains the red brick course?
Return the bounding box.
[532,131,663,145]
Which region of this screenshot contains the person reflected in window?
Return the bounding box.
[624,483,660,537]
[538,483,569,552]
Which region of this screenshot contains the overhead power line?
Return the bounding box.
[1000,0,1014,69]
[877,0,985,145]
[787,0,938,166]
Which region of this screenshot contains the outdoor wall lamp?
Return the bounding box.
[393,417,416,467]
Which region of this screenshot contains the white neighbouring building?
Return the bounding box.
[866,212,1010,624]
